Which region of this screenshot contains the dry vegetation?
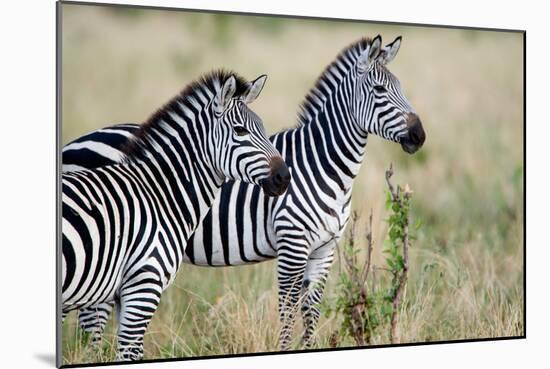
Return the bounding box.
[61,4,524,364]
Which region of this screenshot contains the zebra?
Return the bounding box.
[64,36,426,350]
[60,70,291,361]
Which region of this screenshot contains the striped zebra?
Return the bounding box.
[61,70,290,361]
[65,36,426,350]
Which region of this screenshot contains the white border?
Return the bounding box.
[1,1,546,368]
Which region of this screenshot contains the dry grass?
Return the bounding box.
[60,3,524,365]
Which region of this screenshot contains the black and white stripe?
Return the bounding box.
[61,70,289,360]
[66,36,425,350]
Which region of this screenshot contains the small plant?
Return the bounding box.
[325,164,416,346]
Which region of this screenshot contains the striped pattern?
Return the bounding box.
[66,36,425,351]
[61,70,289,360]
[63,124,139,172]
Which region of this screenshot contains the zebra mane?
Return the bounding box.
[296,37,373,127]
[123,69,250,160]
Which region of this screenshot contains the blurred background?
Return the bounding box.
[61,3,524,364]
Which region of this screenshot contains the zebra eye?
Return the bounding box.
[234,126,249,136]
[373,85,387,93]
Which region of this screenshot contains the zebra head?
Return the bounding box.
[353,35,426,154]
[212,74,291,196]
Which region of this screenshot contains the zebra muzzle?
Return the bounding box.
[260,156,291,196]
[400,113,426,154]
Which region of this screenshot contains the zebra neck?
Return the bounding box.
[292,85,368,196]
[132,111,225,255]
[129,83,226,189]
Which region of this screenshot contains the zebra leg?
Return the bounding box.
[300,247,335,348]
[78,302,115,348]
[276,241,309,351]
[115,265,163,361]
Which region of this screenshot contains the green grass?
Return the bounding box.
[61,4,524,364]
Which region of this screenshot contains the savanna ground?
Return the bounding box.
[60,4,524,364]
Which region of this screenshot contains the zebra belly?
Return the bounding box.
[183,181,278,266]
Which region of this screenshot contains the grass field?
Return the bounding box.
[60,4,524,364]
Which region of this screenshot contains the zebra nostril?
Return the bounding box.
[262,161,291,196]
[274,170,289,185]
[269,163,291,193]
[406,115,425,146]
[278,166,291,184]
[269,156,290,185]
[411,130,420,144]
[412,124,425,146]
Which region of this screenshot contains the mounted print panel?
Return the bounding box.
[57,1,525,366]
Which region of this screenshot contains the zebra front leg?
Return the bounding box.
[78,302,115,348]
[300,247,335,348]
[116,266,163,361]
[277,249,308,351]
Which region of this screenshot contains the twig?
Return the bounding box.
[371,264,377,295]
[360,209,374,286]
[344,212,361,288]
[385,164,412,344]
[385,163,398,201]
[343,212,367,346]
[330,164,414,347]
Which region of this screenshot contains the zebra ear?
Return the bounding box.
[242,74,267,104]
[357,35,383,73]
[216,75,237,113]
[378,36,402,65]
